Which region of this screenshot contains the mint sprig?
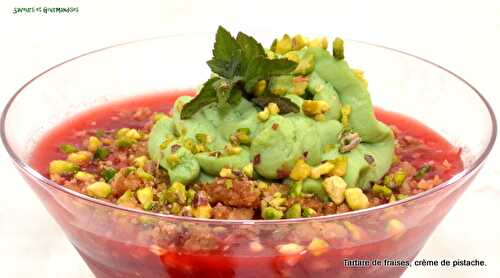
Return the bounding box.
[181,26,299,119]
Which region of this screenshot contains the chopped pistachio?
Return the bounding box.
[257,181,268,190]
[285,203,302,219]
[67,151,92,165]
[341,105,352,129]
[293,53,315,75]
[344,188,369,210]
[74,171,95,182]
[289,159,311,181]
[242,163,254,178]
[219,167,233,178]
[87,136,102,152]
[262,207,283,220]
[332,37,344,60]
[136,186,154,210]
[284,51,300,63]
[302,207,317,217]
[192,204,212,218]
[257,107,270,121]
[309,37,328,49]
[94,147,110,160]
[310,162,335,179]
[307,238,329,256]
[386,219,406,237]
[49,160,79,175]
[253,80,267,96]
[352,69,368,88]
[302,100,330,116]
[125,129,141,140]
[289,181,302,197]
[329,156,348,177]
[133,155,148,168]
[115,137,136,148]
[101,168,117,182]
[383,174,394,187]
[117,190,136,206]
[116,128,130,138]
[59,143,78,154]
[166,153,181,167]
[323,176,347,205]
[292,34,308,50]
[86,181,112,199]
[136,168,154,181]
[277,243,304,255]
[269,197,286,209]
[267,102,280,115]
[372,184,392,198]
[225,179,233,189]
[164,182,187,205]
[225,144,241,155]
[274,34,292,54]
[396,194,409,200]
[393,170,407,186]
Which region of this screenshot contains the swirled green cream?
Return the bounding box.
[148,28,394,196]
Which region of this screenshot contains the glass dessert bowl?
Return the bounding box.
[1,33,496,278]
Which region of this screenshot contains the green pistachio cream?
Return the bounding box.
[148,27,395,197]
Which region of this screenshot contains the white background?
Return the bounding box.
[0,0,499,277]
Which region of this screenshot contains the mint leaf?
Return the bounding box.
[236,32,265,73]
[212,26,240,62]
[244,58,297,91]
[252,95,300,114]
[180,77,219,119]
[207,49,242,78]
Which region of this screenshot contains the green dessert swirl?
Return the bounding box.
[148,27,395,201]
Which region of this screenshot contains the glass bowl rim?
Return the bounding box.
[1,34,497,225]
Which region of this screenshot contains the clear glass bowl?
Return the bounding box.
[1,34,496,278]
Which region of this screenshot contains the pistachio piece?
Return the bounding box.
[291,34,308,50]
[274,34,292,54]
[344,188,369,211]
[86,181,112,199]
[163,182,187,205]
[136,186,154,210]
[302,100,330,117]
[87,136,102,152]
[289,159,311,181]
[48,160,79,175]
[285,203,302,219]
[310,162,335,179]
[309,37,328,49]
[117,190,136,207]
[74,171,95,182]
[323,176,347,205]
[67,151,92,165]
[262,207,283,220]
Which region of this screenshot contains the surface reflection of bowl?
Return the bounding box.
[1,35,496,278]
